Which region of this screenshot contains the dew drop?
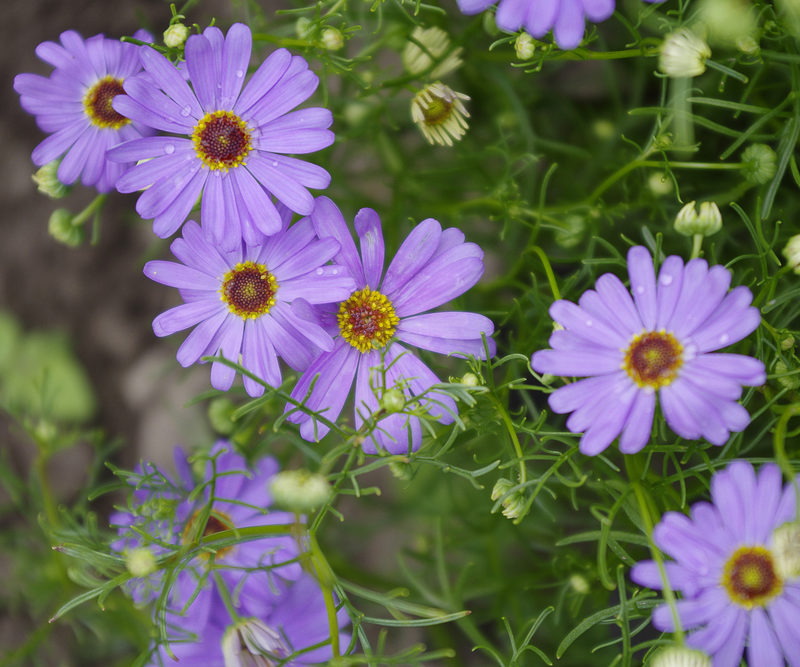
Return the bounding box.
[585,320,593,327]
[235,69,244,78]
[635,285,645,295]
[719,333,730,345]
[660,274,673,286]
[331,268,338,275]
[271,161,278,167]
[315,267,324,275]
[180,105,191,117]
[164,143,175,155]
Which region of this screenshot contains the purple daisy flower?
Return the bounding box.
[286,197,496,454]
[147,575,350,666]
[14,29,154,193]
[455,0,659,51]
[143,213,356,397]
[531,246,766,456]
[111,442,303,629]
[631,460,800,667]
[107,23,334,249]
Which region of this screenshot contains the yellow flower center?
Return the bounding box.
[338,287,399,353]
[83,76,129,129]
[722,545,783,608]
[220,261,278,320]
[192,110,252,171]
[623,330,683,389]
[182,509,235,560]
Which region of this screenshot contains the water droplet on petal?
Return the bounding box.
[719,333,730,344]
[235,69,244,78]
[660,274,673,286]
[164,143,175,155]
[331,268,338,275]
[585,320,593,327]
[315,268,324,276]
[180,105,191,117]
[635,285,645,295]
[271,161,278,167]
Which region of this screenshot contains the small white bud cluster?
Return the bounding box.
[403,26,462,79]
[163,23,189,49]
[783,234,800,274]
[659,29,711,78]
[673,201,722,237]
[491,478,526,520]
[270,469,332,513]
[647,645,711,667]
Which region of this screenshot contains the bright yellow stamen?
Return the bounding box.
[622,330,683,389]
[192,110,252,171]
[220,261,278,320]
[83,76,129,129]
[338,287,399,353]
[722,545,782,608]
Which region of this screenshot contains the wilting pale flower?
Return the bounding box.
[673,201,722,237]
[531,246,765,455]
[772,521,800,579]
[631,461,800,667]
[402,26,463,78]
[659,29,711,78]
[411,82,470,146]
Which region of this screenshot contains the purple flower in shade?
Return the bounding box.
[286,197,496,454]
[631,461,800,667]
[143,212,356,397]
[14,29,154,193]
[107,23,334,249]
[111,442,303,631]
[531,246,766,456]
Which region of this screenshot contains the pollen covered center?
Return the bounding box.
[192,110,252,171]
[182,509,235,560]
[83,76,129,129]
[722,546,782,608]
[338,287,399,353]
[623,330,683,389]
[221,261,278,320]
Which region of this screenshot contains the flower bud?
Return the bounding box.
[380,388,406,414]
[222,618,288,667]
[673,201,722,237]
[491,478,526,520]
[647,172,673,196]
[163,22,189,48]
[774,360,800,390]
[270,469,332,513]
[208,397,236,435]
[48,208,84,247]
[781,334,795,351]
[659,29,711,78]
[321,27,344,51]
[696,0,757,49]
[741,143,777,184]
[403,26,462,79]
[772,520,800,579]
[32,161,69,199]
[783,234,800,274]
[515,32,536,60]
[569,573,590,594]
[647,645,711,667]
[554,214,586,249]
[461,372,480,387]
[125,547,157,577]
[295,17,313,40]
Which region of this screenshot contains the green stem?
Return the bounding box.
[308,531,340,658]
[491,396,527,489]
[773,403,800,519]
[690,234,703,259]
[624,454,685,646]
[72,193,106,227]
[34,452,59,529]
[212,570,241,623]
[531,245,561,301]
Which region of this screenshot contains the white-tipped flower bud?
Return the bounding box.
[321,27,344,51]
[515,32,536,60]
[461,372,480,387]
[772,520,800,579]
[163,23,189,49]
[569,573,590,594]
[674,201,722,237]
[783,234,800,274]
[295,17,313,40]
[403,26,462,79]
[222,618,288,667]
[270,469,332,513]
[48,208,84,247]
[659,29,711,78]
[491,478,526,520]
[125,547,158,577]
[741,144,777,184]
[648,645,711,667]
[32,161,69,199]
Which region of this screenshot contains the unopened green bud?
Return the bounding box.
[126,547,158,577]
[32,161,69,198]
[659,29,711,78]
[48,208,84,247]
[295,17,313,40]
[697,0,757,49]
[515,32,535,60]
[783,234,800,274]
[772,520,800,579]
[647,645,711,667]
[380,388,406,414]
[555,214,586,249]
[569,573,590,594]
[270,469,332,513]
[592,119,615,141]
[389,460,413,480]
[321,27,344,51]
[208,397,236,435]
[461,372,480,387]
[674,201,721,237]
[491,478,526,520]
[403,26,462,78]
[781,334,795,351]
[163,22,189,48]
[741,144,777,184]
[647,172,673,196]
[774,360,800,390]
